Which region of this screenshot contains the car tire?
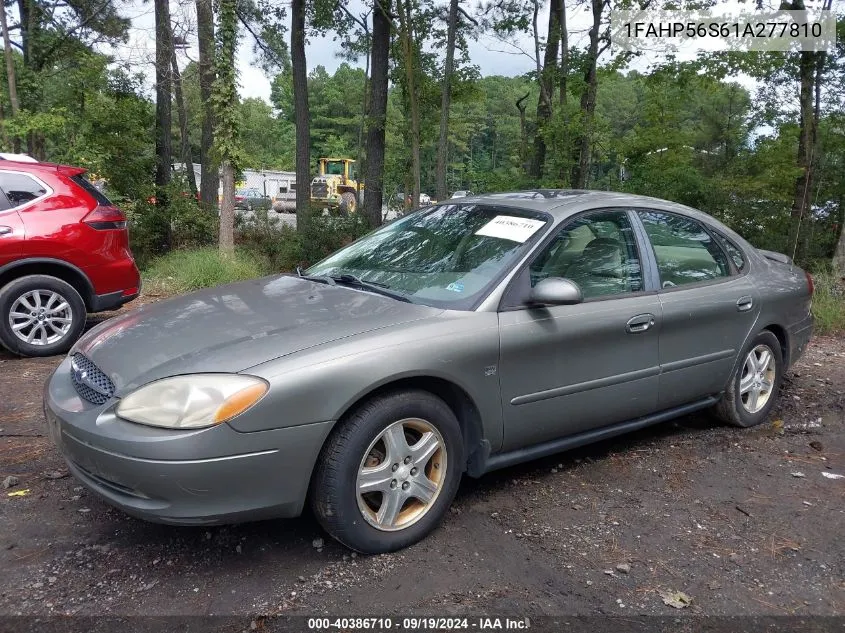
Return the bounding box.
[713,330,784,428]
[0,275,87,357]
[310,390,464,554]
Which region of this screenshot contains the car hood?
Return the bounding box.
[74,275,442,394]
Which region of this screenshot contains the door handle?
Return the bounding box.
[626,313,655,333]
[0,226,12,236]
[736,296,753,312]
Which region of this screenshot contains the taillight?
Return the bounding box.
[83,205,127,230]
[805,271,815,296]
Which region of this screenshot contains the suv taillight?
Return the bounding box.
[83,205,127,230]
[805,271,815,296]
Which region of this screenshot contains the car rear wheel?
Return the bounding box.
[0,275,86,357]
[713,330,783,428]
[310,390,463,553]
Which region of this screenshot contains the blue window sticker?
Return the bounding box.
[446,281,465,293]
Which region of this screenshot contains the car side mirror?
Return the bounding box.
[528,277,583,306]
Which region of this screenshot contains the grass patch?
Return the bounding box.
[811,270,845,336]
[142,247,269,294]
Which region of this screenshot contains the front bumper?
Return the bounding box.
[44,356,334,525]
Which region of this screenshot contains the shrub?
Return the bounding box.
[810,269,845,336]
[126,180,218,268]
[237,211,371,273]
[142,248,269,294]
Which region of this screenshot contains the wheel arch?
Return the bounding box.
[0,259,94,309]
[331,375,485,474]
[759,323,790,367]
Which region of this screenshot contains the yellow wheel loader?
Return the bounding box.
[309,158,364,215]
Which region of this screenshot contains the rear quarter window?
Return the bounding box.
[714,232,747,271]
[71,175,113,206]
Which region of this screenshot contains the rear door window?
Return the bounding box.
[637,210,731,288]
[0,171,49,207]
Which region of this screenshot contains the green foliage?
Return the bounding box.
[211,0,243,170]
[142,248,268,294]
[810,270,845,336]
[0,51,155,202]
[272,62,367,161]
[127,181,218,268]
[237,214,371,272]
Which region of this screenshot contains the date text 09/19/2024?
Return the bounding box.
[306,617,532,630]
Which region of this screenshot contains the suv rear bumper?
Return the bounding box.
[90,286,140,312]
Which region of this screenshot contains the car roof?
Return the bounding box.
[452,189,702,220]
[0,157,86,177]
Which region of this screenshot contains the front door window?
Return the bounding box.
[529,210,643,299]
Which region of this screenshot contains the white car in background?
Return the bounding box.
[450,190,473,199]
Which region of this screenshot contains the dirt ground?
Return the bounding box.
[0,300,843,621]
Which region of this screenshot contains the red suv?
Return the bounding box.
[0,158,140,357]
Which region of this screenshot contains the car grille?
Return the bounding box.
[70,353,115,405]
[311,183,328,198]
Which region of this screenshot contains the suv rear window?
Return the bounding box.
[71,174,113,206]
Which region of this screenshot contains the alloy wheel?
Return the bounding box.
[739,344,777,414]
[356,418,447,532]
[8,289,74,346]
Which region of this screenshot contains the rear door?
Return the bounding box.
[634,209,758,409]
[0,208,24,268]
[0,172,30,268]
[497,209,661,451]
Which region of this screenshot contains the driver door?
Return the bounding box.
[497,209,662,451]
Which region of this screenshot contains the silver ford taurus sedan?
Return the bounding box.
[44,191,814,553]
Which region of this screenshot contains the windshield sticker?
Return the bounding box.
[446,281,465,293]
[475,216,545,243]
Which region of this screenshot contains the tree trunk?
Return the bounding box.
[196,0,218,210]
[435,0,459,201]
[530,0,562,181]
[291,0,310,230]
[215,0,238,253]
[154,0,174,251]
[570,0,602,189]
[356,37,370,205]
[787,49,817,261]
[171,50,197,196]
[219,160,235,251]
[0,4,20,152]
[397,0,421,209]
[516,92,530,171]
[557,0,569,185]
[559,0,567,109]
[362,0,391,228]
[833,195,845,278]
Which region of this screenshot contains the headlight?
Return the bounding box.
[116,374,268,429]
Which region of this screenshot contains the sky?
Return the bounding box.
[106,0,602,102]
[101,0,788,104]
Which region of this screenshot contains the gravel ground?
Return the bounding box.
[0,303,843,620]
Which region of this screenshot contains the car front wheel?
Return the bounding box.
[713,330,784,428]
[0,275,87,357]
[310,390,463,553]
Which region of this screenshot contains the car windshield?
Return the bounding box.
[306,204,549,309]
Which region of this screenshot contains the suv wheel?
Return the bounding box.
[0,275,86,357]
[311,390,463,553]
